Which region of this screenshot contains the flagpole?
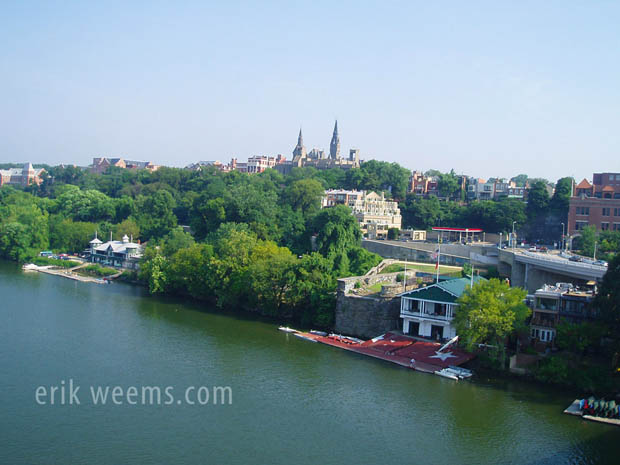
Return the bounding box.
[436,232,440,283]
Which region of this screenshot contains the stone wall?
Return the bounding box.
[334,294,401,339]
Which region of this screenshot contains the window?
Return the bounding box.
[602,207,611,216]
[575,221,589,230]
[601,222,610,231]
[614,223,620,231]
[616,174,620,181]
[615,208,620,217]
[576,206,589,215]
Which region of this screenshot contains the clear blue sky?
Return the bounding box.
[1,1,619,180]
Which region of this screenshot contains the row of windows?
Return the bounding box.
[601,223,620,231]
[576,207,620,216]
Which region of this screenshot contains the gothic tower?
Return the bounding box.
[292,128,307,159]
[329,120,340,159]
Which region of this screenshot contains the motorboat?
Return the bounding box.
[435,368,459,381]
[447,366,473,378]
[293,333,317,343]
[310,330,327,336]
[278,326,298,333]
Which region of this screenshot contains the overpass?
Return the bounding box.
[362,239,608,293]
[498,249,607,292]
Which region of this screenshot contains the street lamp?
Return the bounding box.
[499,232,503,249]
[561,223,565,251]
[512,221,517,251]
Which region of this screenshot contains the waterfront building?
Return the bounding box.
[0,163,46,186]
[88,233,143,269]
[529,283,596,349]
[400,276,487,340]
[321,189,402,240]
[568,172,620,233]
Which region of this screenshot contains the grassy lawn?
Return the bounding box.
[381,263,461,275]
[76,264,118,277]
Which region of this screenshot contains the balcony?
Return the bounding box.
[400,309,452,322]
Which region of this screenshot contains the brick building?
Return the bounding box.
[568,172,620,233]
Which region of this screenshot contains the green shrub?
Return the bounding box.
[80,264,117,277]
[396,273,404,282]
[353,281,361,289]
[32,257,80,268]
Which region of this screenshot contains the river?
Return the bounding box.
[1,261,618,464]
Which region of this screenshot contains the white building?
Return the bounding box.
[400,276,486,340]
[89,234,143,269]
[321,189,402,239]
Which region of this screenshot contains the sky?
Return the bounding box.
[1,1,619,181]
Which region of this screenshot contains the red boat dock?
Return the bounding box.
[297,331,474,374]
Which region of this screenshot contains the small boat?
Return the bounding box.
[310,330,327,336]
[22,263,39,272]
[278,326,298,333]
[447,366,473,378]
[294,333,318,343]
[435,368,459,381]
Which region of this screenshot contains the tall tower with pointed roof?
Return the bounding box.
[329,120,340,160]
[292,128,307,159]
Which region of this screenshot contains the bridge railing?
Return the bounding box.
[518,251,607,272]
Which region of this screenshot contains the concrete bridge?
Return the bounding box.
[497,249,607,293]
[362,239,608,293]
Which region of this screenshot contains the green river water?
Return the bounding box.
[1,261,618,464]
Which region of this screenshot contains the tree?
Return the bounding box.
[454,279,530,361]
[550,177,573,219]
[387,227,400,240]
[577,225,596,258]
[282,178,324,217]
[510,174,529,188]
[595,254,620,367]
[437,171,461,200]
[310,205,361,257]
[526,181,550,219]
[246,241,297,316]
[347,246,382,276]
[135,190,177,240]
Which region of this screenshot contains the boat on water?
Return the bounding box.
[435,368,459,381]
[293,333,318,343]
[564,398,620,426]
[310,330,327,336]
[278,326,298,333]
[447,366,473,378]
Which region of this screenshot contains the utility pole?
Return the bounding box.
[561,222,565,251]
[594,241,597,260]
[512,221,517,252]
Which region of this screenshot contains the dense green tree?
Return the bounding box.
[595,254,620,367]
[510,174,529,187]
[49,216,97,253]
[135,190,177,240]
[55,186,115,222]
[454,279,530,361]
[282,178,324,216]
[526,181,550,219]
[310,205,362,257]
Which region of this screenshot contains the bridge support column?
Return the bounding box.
[524,263,529,291]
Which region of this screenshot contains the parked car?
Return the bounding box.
[595,260,608,267]
[569,255,583,262]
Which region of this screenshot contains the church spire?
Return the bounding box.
[293,127,307,159]
[329,120,340,159]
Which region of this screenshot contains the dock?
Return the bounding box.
[23,263,109,284]
[292,331,475,375]
[563,399,620,427]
